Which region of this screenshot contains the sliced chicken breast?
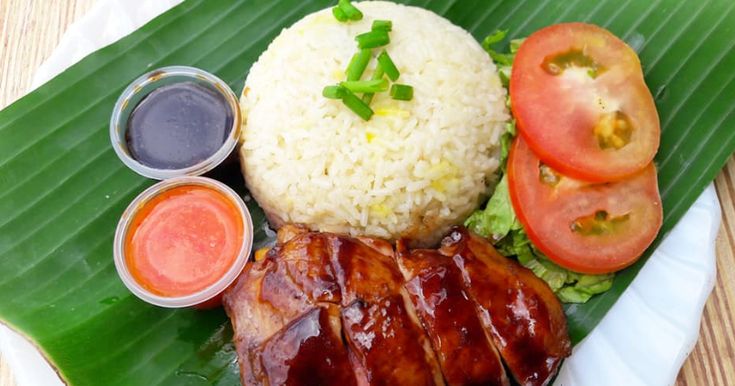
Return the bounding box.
[259,305,358,386]
[441,228,571,386]
[395,241,510,386]
[327,235,445,386]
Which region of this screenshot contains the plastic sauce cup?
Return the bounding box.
[110,66,241,180]
[113,176,253,308]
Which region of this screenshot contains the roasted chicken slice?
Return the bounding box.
[223,259,294,385]
[440,227,571,386]
[395,242,510,386]
[267,229,341,304]
[225,226,443,386]
[259,305,358,386]
[224,226,340,384]
[225,225,570,386]
[326,234,444,386]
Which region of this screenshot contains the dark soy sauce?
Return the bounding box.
[126,82,233,170]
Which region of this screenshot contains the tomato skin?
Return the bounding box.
[507,137,662,274]
[510,22,660,182]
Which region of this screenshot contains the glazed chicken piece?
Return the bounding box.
[225,224,570,386]
[440,227,572,386]
[259,305,357,386]
[224,225,443,386]
[222,259,294,385]
[394,242,510,386]
[223,226,348,385]
[327,236,444,386]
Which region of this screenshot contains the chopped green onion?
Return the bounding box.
[341,88,374,120]
[362,66,385,104]
[377,51,400,81]
[332,6,348,22]
[355,30,390,49]
[341,79,389,93]
[390,84,413,101]
[345,49,372,81]
[338,0,363,21]
[323,85,346,99]
[372,20,392,32]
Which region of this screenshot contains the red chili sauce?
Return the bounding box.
[124,185,244,297]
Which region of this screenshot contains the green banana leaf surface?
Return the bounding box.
[1,0,734,385]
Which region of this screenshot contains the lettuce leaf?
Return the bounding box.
[481,30,524,87]
[465,173,515,238]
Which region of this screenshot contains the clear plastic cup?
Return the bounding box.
[109,66,241,180]
[113,176,253,308]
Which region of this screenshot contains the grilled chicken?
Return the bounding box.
[223,226,342,384]
[224,225,443,386]
[259,305,357,386]
[328,235,444,385]
[395,242,510,386]
[440,227,571,386]
[224,225,570,386]
[223,259,294,385]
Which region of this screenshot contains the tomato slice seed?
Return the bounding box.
[570,210,631,236]
[595,111,633,149]
[541,49,604,78]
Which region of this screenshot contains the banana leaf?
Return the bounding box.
[1,0,733,384]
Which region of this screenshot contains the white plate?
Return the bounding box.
[0,1,720,385]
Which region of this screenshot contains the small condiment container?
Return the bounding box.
[113,176,253,308]
[110,66,241,180]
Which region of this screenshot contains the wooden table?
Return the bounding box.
[1,1,734,385]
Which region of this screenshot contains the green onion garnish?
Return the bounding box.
[377,51,400,81]
[332,6,348,22]
[341,88,374,120]
[362,66,385,104]
[346,49,372,81]
[323,85,346,99]
[338,0,363,21]
[390,84,413,101]
[356,30,390,49]
[372,20,392,32]
[341,79,389,93]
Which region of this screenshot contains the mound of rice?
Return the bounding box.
[239,1,509,245]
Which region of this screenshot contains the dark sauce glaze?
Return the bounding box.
[224,225,569,386]
[126,82,232,169]
[397,246,510,386]
[263,233,342,305]
[260,306,358,386]
[326,236,403,303]
[440,227,571,386]
[326,235,441,385]
[271,229,441,385]
[341,296,438,386]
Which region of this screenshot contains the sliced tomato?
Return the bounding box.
[507,136,662,274]
[510,22,659,182]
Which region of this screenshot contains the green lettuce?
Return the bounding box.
[481,29,524,87]
[467,31,614,303]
